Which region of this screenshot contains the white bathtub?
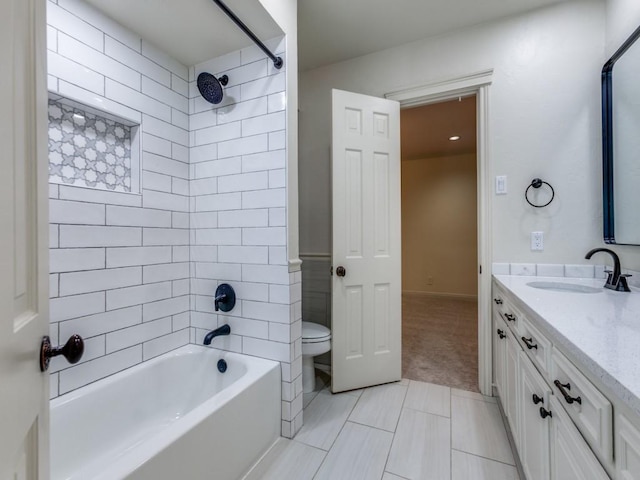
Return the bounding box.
[50,345,281,480]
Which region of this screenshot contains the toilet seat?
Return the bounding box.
[302,322,331,344]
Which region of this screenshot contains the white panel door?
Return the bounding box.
[331,89,401,393]
[0,0,50,478]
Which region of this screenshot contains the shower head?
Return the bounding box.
[197,72,229,104]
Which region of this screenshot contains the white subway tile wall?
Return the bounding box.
[189,39,303,438]
[47,1,300,438]
[491,262,609,279]
[47,0,190,398]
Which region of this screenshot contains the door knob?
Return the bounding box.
[40,335,84,372]
[336,266,346,277]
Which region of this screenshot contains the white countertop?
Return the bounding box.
[493,275,640,416]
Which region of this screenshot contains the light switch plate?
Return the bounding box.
[496,175,507,194]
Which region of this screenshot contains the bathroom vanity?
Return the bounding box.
[492,275,640,480]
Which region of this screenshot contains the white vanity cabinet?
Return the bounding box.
[492,279,614,480]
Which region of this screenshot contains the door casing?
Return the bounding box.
[386,69,494,396]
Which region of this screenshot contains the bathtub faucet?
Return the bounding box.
[203,324,231,345]
[214,283,236,312]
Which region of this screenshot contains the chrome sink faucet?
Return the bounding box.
[585,248,631,292]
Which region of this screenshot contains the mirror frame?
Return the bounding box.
[602,24,640,245]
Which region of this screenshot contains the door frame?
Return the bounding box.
[386,69,494,396]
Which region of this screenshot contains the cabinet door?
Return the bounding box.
[493,313,507,400]
[549,396,609,480]
[617,413,640,480]
[518,352,551,480]
[505,327,520,447]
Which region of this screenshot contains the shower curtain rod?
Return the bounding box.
[212,0,283,69]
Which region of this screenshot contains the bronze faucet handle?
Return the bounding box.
[616,274,632,292]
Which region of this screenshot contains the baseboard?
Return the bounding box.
[402,290,478,300]
[314,362,331,373]
[300,253,331,260]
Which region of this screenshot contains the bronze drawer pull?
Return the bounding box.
[521,336,538,350]
[554,380,582,405]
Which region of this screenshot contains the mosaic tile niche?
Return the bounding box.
[48,99,133,192]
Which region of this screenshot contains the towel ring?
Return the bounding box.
[525,178,555,208]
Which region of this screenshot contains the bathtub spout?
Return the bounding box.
[203,324,231,345]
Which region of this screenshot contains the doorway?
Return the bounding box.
[400,96,479,392]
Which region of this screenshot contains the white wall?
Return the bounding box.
[299,1,614,269]
[259,0,301,269]
[402,155,478,296]
[606,0,640,55]
[604,0,640,270]
[188,38,303,438]
[47,0,191,398]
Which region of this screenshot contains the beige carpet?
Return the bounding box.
[402,293,479,393]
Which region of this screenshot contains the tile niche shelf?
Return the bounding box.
[47,95,141,194]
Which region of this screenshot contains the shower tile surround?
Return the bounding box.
[46,0,301,436]
[188,38,302,437]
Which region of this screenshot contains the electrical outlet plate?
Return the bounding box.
[531,231,544,251]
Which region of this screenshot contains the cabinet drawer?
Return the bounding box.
[518,315,551,378]
[492,287,508,316]
[492,286,522,334]
[550,347,613,465]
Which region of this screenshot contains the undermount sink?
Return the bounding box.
[526,281,602,294]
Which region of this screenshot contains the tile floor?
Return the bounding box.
[243,378,520,480]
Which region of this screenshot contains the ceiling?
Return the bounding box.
[85,0,283,68]
[401,96,476,161]
[298,0,567,71]
[85,0,568,70]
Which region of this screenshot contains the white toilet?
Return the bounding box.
[301,321,331,393]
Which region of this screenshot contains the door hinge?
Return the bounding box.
[479,265,482,274]
[330,266,333,276]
